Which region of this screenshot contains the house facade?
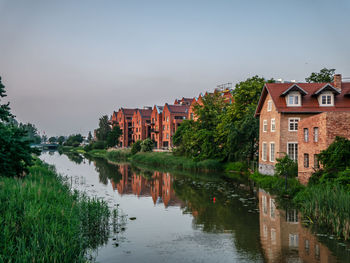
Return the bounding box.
[150,105,164,149]
[298,111,350,184]
[132,108,152,142]
[255,74,350,176]
[162,103,190,148]
[111,108,136,147]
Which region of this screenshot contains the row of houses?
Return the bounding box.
[110,89,233,149]
[255,74,350,184]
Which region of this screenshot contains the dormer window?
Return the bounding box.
[287,92,301,106]
[319,92,334,106]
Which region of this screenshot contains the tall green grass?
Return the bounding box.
[294,184,350,240]
[0,160,111,262]
[106,148,132,162]
[130,152,223,172]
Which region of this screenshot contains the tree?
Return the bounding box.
[96,115,111,141]
[140,138,154,152]
[0,76,39,177]
[57,136,65,145]
[65,134,84,147]
[48,136,57,143]
[131,140,142,155]
[18,123,41,144]
[106,125,122,148]
[305,68,335,83]
[87,131,93,142]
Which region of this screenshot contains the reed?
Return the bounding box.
[294,184,350,240]
[0,160,111,262]
[106,148,132,162]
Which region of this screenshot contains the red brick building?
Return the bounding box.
[161,103,190,148]
[255,74,350,175]
[132,108,152,142]
[174,97,193,105]
[150,105,164,149]
[112,108,136,147]
[298,111,350,184]
[188,95,203,121]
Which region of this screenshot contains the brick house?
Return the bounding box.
[255,74,350,175]
[174,97,193,105]
[161,103,190,148]
[132,108,152,142]
[298,112,350,184]
[150,105,164,149]
[112,108,136,147]
[188,95,203,121]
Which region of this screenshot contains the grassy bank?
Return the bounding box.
[250,172,350,241]
[130,152,223,172]
[0,159,111,262]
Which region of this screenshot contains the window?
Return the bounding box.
[152,118,155,123]
[304,153,309,168]
[263,120,268,132]
[271,119,276,132]
[163,125,165,131]
[321,94,332,105]
[289,234,299,248]
[271,228,276,245]
[286,209,298,223]
[166,116,169,122]
[314,127,319,142]
[267,100,272,111]
[287,92,301,106]
[174,116,184,120]
[288,143,298,161]
[166,133,169,139]
[314,154,319,169]
[304,128,309,142]
[262,195,267,215]
[262,142,267,161]
[270,143,275,162]
[270,198,275,219]
[289,118,299,131]
[305,240,310,255]
[190,113,194,120]
[167,125,169,130]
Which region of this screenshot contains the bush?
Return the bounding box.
[106,149,132,161]
[274,155,298,177]
[225,162,248,173]
[131,140,142,155]
[140,138,154,152]
[91,141,106,150]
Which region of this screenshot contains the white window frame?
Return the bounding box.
[318,91,334,106]
[304,128,309,142]
[288,118,300,132]
[271,118,276,132]
[286,91,301,107]
[262,195,267,215]
[267,100,272,111]
[263,120,268,132]
[314,127,319,142]
[270,198,276,219]
[262,142,267,161]
[270,142,275,162]
[287,142,298,161]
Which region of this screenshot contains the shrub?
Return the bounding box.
[225,162,248,173]
[131,140,142,155]
[274,155,298,177]
[92,141,106,150]
[140,138,154,152]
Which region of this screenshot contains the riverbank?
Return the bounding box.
[63,147,224,172]
[0,158,112,262]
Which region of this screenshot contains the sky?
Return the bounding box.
[0,0,349,137]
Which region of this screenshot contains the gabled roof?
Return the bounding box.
[152,105,164,114]
[138,109,152,118]
[280,84,308,96]
[313,84,341,96]
[165,103,190,114]
[120,108,137,116]
[255,82,350,117]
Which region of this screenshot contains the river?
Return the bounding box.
[40,151,350,263]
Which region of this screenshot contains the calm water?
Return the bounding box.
[41,151,350,263]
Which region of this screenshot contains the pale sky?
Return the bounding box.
[0,0,349,137]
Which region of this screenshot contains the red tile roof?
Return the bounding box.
[166,103,190,114]
[139,109,152,118]
[121,108,137,116]
[255,82,350,116]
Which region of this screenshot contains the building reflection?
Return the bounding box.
[111,165,182,208]
[259,189,337,263]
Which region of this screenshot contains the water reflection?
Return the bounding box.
[259,190,349,262]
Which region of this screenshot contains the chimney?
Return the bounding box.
[334,74,342,90]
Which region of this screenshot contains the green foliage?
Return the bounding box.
[48,136,57,143]
[84,140,106,151]
[140,138,154,152]
[131,152,223,172]
[0,76,39,177]
[274,155,298,178]
[0,159,111,262]
[106,125,122,148]
[106,149,132,161]
[131,140,142,155]
[57,135,65,145]
[317,136,350,174]
[87,131,93,142]
[18,122,41,144]
[294,184,350,240]
[225,162,248,173]
[96,115,111,141]
[305,68,336,83]
[64,134,84,147]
